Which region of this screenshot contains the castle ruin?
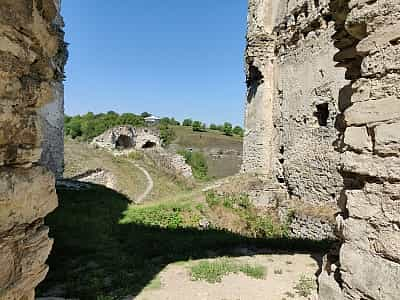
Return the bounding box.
[243,0,400,299]
[0,0,399,299]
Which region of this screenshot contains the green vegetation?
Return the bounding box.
[38,184,332,299]
[182,118,193,126]
[294,275,317,297]
[65,111,145,140]
[205,192,289,238]
[65,111,244,142]
[223,122,233,136]
[120,202,202,229]
[178,150,209,180]
[159,124,176,146]
[190,258,266,283]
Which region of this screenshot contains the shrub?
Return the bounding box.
[182,118,193,126]
[192,121,202,132]
[223,122,233,136]
[178,150,208,180]
[294,275,317,297]
[233,126,244,137]
[159,124,176,146]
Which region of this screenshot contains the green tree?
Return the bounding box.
[66,117,82,139]
[209,124,217,130]
[233,126,244,137]
[192,121,202,132]
[223,122,233,136]
[159,124,176,146]
[183,119,193,126]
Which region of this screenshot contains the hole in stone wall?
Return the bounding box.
[142,141,156,149]
[314,0,320,8]
[314,103,329,126]
[116,135,132,149]
[390,38,400,46]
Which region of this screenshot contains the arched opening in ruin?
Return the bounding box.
[115,135,133,149]
[142,141,156,149]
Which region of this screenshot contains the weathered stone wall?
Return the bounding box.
[319,1,400,299]
[146,149,194,180]
[245,0,400,299]
[92,125,161,151]
[0,0,65,298]
[244,0,346,204]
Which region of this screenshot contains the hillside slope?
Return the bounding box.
[169,126,243,178]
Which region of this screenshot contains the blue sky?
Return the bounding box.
[62,1,247,126]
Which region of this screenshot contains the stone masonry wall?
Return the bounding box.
[319,1,400,299]
[0,1,65,299]
[245,0,400,299]
[244,0,347,205]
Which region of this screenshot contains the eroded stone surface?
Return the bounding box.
[0,0,65,298]
[244,0,400,299]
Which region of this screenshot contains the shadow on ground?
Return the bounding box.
[37,183,331,300]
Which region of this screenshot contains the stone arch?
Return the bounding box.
[141,141,157,149]
[115,134,133,149]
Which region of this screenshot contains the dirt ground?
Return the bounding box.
[133,253,321,300]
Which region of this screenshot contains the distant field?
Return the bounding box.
[169,126,243,178]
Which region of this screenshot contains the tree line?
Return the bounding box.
[182,119,244,137]
[64,111,244,143]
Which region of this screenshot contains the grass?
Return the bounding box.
[38,185,332,300]
[205,191,289,238]
[294,275,317,297]
[190,258,266,283]
[64,137,189,202]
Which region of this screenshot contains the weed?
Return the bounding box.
[127,151,144,161]
[274,269,283,275]
[190,258,266,283]
[294,275,317,297]
[206,191,221,208]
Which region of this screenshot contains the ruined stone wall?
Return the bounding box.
[319,1,400,299]
[245,0,400,299]
[244,0,346,204]
[0,1,65,298]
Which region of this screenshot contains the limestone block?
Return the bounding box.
[0,166,58,232]
[340,244,400,300]
[344,126,372,152]
[361,44,400,76]
[375,122,400,156]
[342,152,400,180]
[0,226,52,300]
[346,190,381,220]
[357,22,400,53]
[344,97,400,126]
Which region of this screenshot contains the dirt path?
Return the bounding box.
[133,253,320,300]
[129,161,154,203]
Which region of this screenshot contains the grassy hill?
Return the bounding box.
[169,126,243,179]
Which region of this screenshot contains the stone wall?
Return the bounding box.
[318,1,400,299]
[244,0,346,205]
[92,125,161,151]
[244,0,400,299]
[0,1,65,299]
[146,149,194,180]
